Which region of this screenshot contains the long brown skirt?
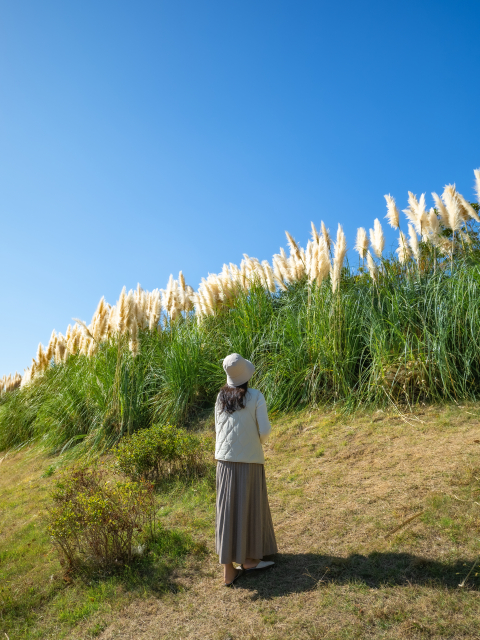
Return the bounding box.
[215,460,278,565]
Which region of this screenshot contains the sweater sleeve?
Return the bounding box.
[256,392,271,444]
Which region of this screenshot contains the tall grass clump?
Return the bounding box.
[2,169,480,455]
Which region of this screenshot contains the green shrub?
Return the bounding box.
[114,424,210,483]
[47,466,156,572]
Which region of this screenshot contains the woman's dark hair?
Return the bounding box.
[218,382,248,414]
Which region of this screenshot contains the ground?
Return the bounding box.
[1,402,480,639]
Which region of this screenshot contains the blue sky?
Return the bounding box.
[1,0,479,375]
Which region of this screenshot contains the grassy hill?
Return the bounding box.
[1,402,480,639]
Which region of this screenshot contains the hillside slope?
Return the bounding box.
[2,403,480,639]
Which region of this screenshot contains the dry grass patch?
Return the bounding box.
[96,404,480,640]
[2,403,480,639]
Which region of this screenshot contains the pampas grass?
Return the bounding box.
[2,168,480,454]
[384,194,400,229]
[321,221,331,251]
[6,165,480,389]
[354,227,369,259]
[432,192,449,227]
[366,251,378,282]
[331,224,347,292]
[396,231,411,264]
[442,184,463,232]
[408,223,420,263]
[369,219,385,258]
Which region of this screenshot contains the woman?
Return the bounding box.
[215,353,278,586]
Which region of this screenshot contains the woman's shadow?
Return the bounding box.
[234,552,479,599]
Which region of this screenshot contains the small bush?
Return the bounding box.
[47,466,156,572]
[42,464,56,477]
[114,424,209,483]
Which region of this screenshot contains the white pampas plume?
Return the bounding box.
[431,192,449,227]
[427,208,441,237]
[129,314,139,356]
[369,219,385,258]
[272,254,288,290]
[161,275,177,318]
[99,305,110,340]
[306,240,313,278]
[331,224,347,292]
[285,232,305,281]
[45,330,57,362]
[116,286,127,334]
[474,168,480,204]
[176,271,192,313]
[217,267,234,302]
[137,289,149,329]
[442,184,462,232]
[66,327,79,355]
[396,231,411,264]
[93,296,106,321]
[107,305,117,336]
[262,260,276,293]
[92,297,109,340]
[287,254,301,282]
[274,248,293,285]
[198,278,216,315]
[125,290,137,329]
[242,254,257,283]
[73,318,95,341]
[79,335,89,356]
[366,251,378,282]
[354,227,369,259]
[36,343,48,372]
[310,222,319,243]
[88,339,98,358]
[416,193,429,238]
[21,368,31,388]
[317,237,331,283]
[184,285,195,312]
[55,336,67,363]
[252,257,267,284]
[285,231,300,260]
[4,372,22,394]
[403,192,419,228]
[192,290,206,318]
[129,340,139,357]
[239,260,249,291]
[149,290,162,330]
[178,271,186,291]
[309,240,328,285]
[384,194,400,229]
[458,193,480,223]
[408,223,420,262]
[320,221,331,251]
[404,192,428,238]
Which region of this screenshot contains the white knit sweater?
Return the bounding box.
[215,388,272,464]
